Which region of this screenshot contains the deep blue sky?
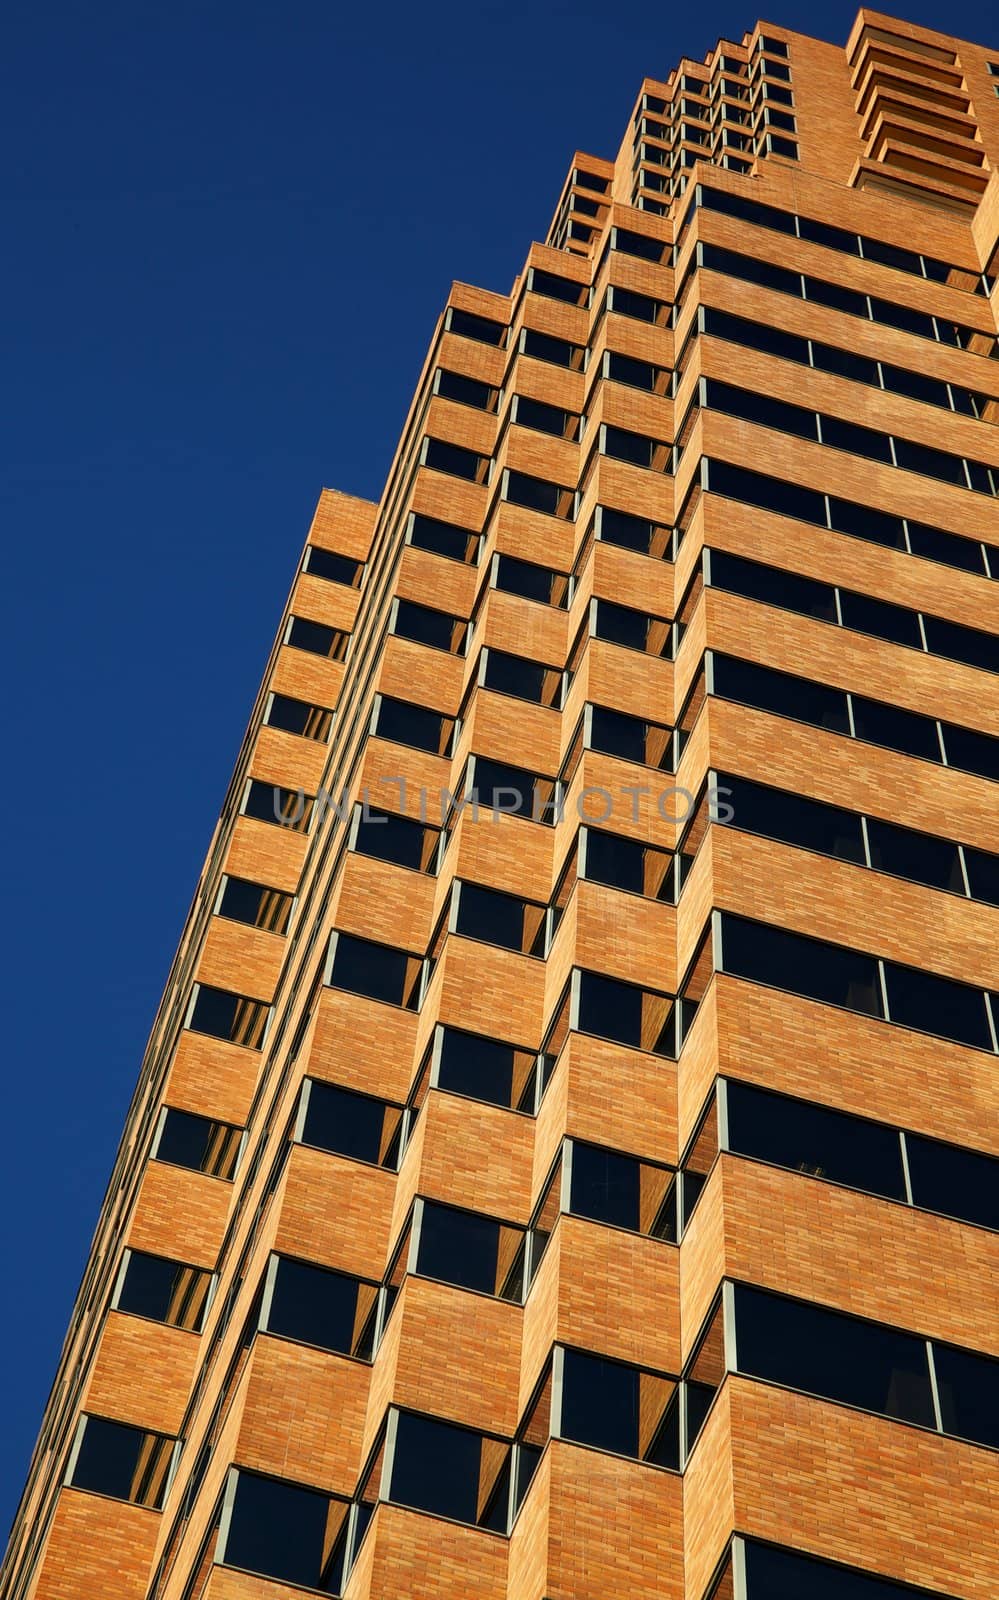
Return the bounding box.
[2,0,995,1541]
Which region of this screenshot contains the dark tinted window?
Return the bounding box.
[705,379,817,441]
[880,363,950,408]
[597,506,665,554]
[222,1470,342,1592]
[505,469,571,518]
[494,553,566,606]
[706,459,826,526]
[265,1257,372,1355]
[733,1284,935,1426]
[869,297,935,338]
[964,845,999,908]
[156,1108,241,1177]
[589,704,672,767]
[593,599,669,653]
[515,395,574,437]
[300,1080,400,1167]
[700,242,801,299]
[838,590,923,649]
[720,913,884,1018]
[471,756,548,818]
[287,616,340,657]
[812,343,880,385]
[117,1252,210,1330]
[702,305,806,364]
[577,969,675,1055]
[354,808,432,871]
[394,598,464,652]
[189,985,263,1045]
[71,1417,173,1508]
[804,276,868,317]
[820,414,893,463]
[584,828,673,898]
[218,876,292,934]
[883,962,992,1051]
[408,514,478,563]
[530,268,587,305]
[569,1142,642,1231]
[522,329,581,368]
[865,818,964,893]
[712,654,850,735]
[906,1132,999,1231]
[266,693,330,738]
[389,1412,496,1526]
[721,773,865,863]
[436,1026,531,1110]
[605,352,663,392]
[907,519,986,574]
[304,546,362,585]
[922,615,999,675]
[455,882,536,953]
[710,550,837,623]
[851,697,940,762]
[743,1539,949,1600]
[435,369,494,409]
[828,497,906,550]
[327,934,416,1008]
[726,1080,906,1199]
[560,1348,679,1467]
[448,307,506,346]
[933,1343,999,1449]
[482,649,553,703]
[374,696,451,756]
[941,721,999,781]
[416,1201,517,1297]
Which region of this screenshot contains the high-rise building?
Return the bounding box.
[4,8,998,1600]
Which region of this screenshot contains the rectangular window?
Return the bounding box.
[711,654,851,735]
[286,616,349,661]
[493,552,570,607]
[709,549,837,624]
[68,1416,175,1509]
[218,1468,347,1593]
[940,721,999,782]
[704,457,826,527]
[243,779,313,832]
[115,1250,212,1331]
[725,1080,906,1200]
[481,647,563,707]
[265,693,333,741]
[865,817,964,893]
[596,505,672,558]
[408,1198,525,1301]
[592,598,672,656]
[387,1410,515,1532]
[504,469,575,520]
[188,984,269,1049]
[325,932,421,1010]
[434,368,499,412]
[298,1078,404,1168]
[261,1254,379,1358]
[837,591,923,650]
[453,881,547,957]
[373,695,455,757]
[352,807,438,872]
[719,912,884,1017]
[217,876,294,935]
[719,772,866,864]
[513,395,580,440]
[447,307,507,346]
[406,513,479,564]
[565,1139,677,1240]
[883,961,993,1051]
[741,1539,953,1600]
[851,696,941,762]
[421,437,490,485]
[521,328,586,371]
[559,1347,679,1467]
[576,968,676,1056]
[732,1283,935,1427]
[528,267,588,306]
[303,546,363,587]
[582,826,675,900]
[425,1025,538,1113]
[588,704,674,769]
[154,1107,242,1178]
[906,1131,999,1232]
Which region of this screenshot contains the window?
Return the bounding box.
[851,696,941,762]
[265,692,333,741]
[711,653,850,735]
[466,754,559,823]
[285,615,348,661]
[607,285,669,326]
[592,599,672,655]
[865,817,964,893]
[393,597,467,654]
[217,876,293,935]
[297,1078,404,1169]
[739,1538,958,1600]
[562,1139,677,1240]
[261,1255,379,1357]
[352,806,437,872]
[68,1416,175,1508]
[838,590,923,649]
[406,513,479,564]
[481,647,563,708]
[594,505,672,557]
[503,469,575,520]
[965,844,999,907]
[422,437,490,485]
[452,880,547,957]
[612,226,670,263]
[386,1410,517,1531]
[581,826,675,900]
[883,962,993,1051]
[709,548,837,623]
[243,778,313,832]
[932,1341,999,1450]
[704,456,826,527]
[719,912,884,1018]
[303,546,363,586]
[325,932,422,1010]
[114,1250,212,1330]
[373,695,454,759]
[433,368,498,412]
[718,772,866,864]
[429,1024,539,1114]
[188,984,269,1048]
[528,266,588,306]
[218,1468,347,1592]
[922,614,999,675]
[521,328,585,371]
[405,1198,526,1301]
[588,704,674,769]
[725,1080,906,1200]
[513,394,580,440]
[576,969,676,1056]
[558,1347,679,1466]
[493,552,570,607]
[446,306,506,346]
[732,1283,935,1427]
[940,721,999,782]
[153,1107,242,1178]
[906,1132,999,1232]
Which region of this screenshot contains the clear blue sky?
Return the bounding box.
[1,0,995,1541]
